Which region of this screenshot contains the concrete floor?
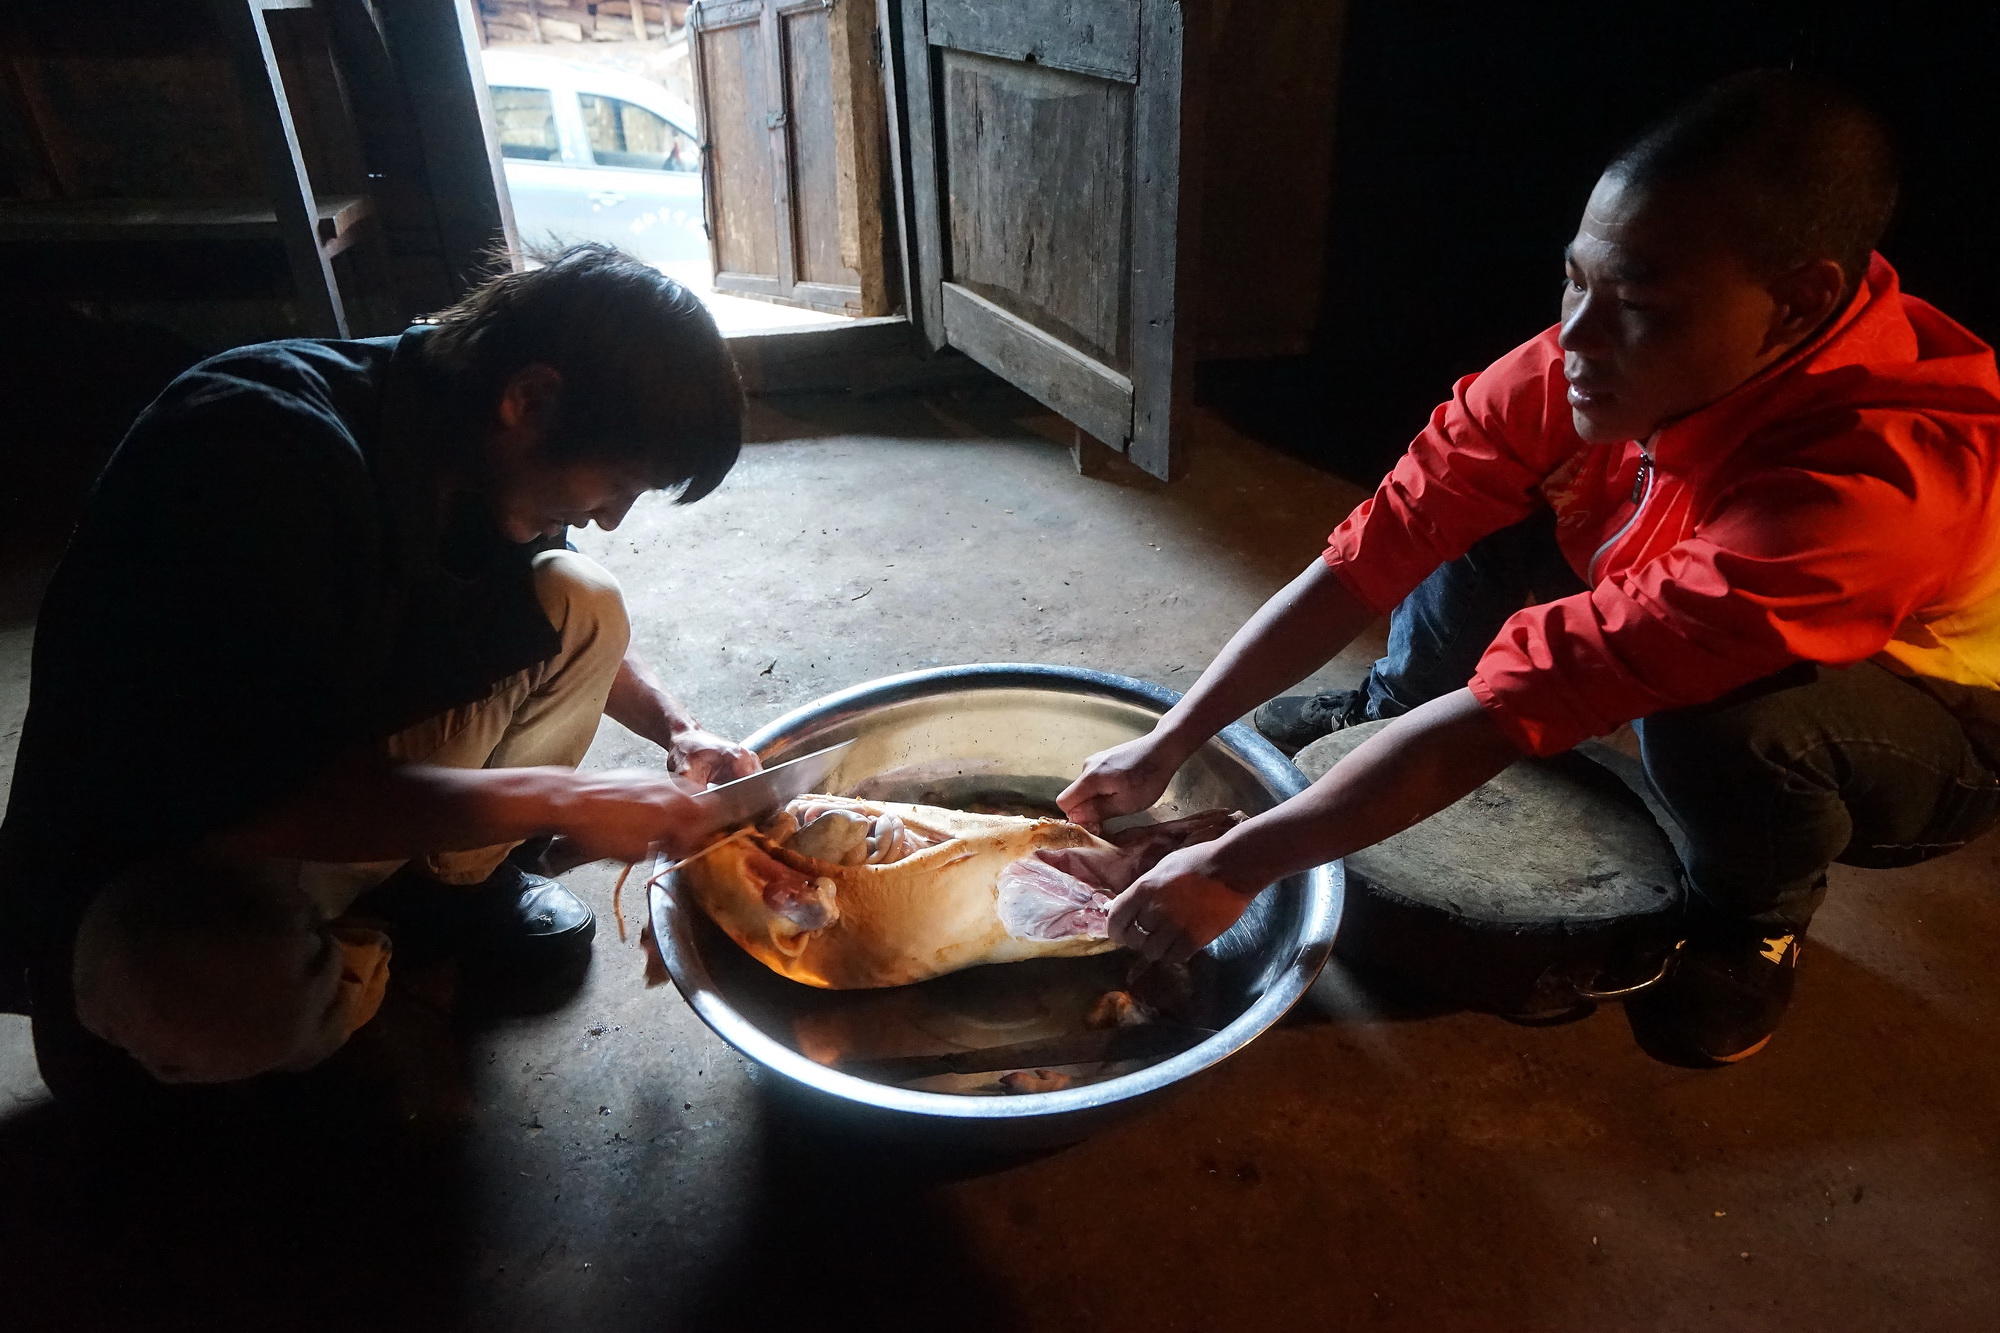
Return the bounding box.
[2,386,1997,1331]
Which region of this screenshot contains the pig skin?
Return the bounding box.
[680,796,1124,989]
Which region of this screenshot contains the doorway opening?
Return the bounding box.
[469,0,894,336]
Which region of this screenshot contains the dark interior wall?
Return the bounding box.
[1267,1,2000,483]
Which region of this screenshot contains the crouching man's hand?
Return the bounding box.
[1107,839,1266,964]
[668,728,761,787]
[555,769,710,863]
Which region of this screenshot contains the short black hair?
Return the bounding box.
[1605,70,1899,298]
[421,242,743,503]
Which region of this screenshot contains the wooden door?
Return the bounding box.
[690,0,892,315]
[896,0,1196,480]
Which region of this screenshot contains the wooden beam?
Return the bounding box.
[941,281,1132,448]
[827,0,889,315]
[924,0,1140,83]
[895,0,944,349]
[1126,0,1198,481]
[0,194,372,247]
[874,0,918,328]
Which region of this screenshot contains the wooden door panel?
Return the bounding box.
[698,8,782,281]
[940,52,1132,370]
[692,0,890,314]
[900,0,1192,480]
[782,7,860,293]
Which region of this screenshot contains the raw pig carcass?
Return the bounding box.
[678,795,1238,989]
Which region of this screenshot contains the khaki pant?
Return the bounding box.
[73,550,630,1084]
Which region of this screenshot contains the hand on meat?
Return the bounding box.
[1057,735,1189,832]
[1108,837,1263,965]
[667,727,762,786]
[555,768,708,863]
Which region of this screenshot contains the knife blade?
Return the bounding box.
[684,740,854,844]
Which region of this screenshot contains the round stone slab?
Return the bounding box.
[1294,721,1683,1013]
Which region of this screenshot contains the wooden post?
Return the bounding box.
[633,0,648,41]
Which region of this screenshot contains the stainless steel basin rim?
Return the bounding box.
[651,662,1343,1123]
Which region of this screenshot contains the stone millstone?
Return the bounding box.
[1294,721,1684,1014]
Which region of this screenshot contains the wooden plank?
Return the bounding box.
[0,194,370,245]
[1125,0,1194,480]
[695,6,782,283]
[825,0,890,313]
[792,278,863,312]
[942,281,1131,447]
[940,50,1131,369]
[782,6,852,290]
[925,0,1139,83]
[695,0,764,27]
[874,0,918,326]
[896,0,945,349]
[757,0,797,293]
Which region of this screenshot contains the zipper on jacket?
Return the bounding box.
[1587,446,1655,583]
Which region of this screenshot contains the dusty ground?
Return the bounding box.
[2,385,1995,1332]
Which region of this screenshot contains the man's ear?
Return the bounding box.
[496,363,563,431]
[1764,258,1848,351]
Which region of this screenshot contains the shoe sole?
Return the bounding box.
[1706,1033,1773,1065]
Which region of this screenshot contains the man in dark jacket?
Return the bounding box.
[3,244,754,1092]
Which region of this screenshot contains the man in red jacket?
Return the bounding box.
[1059,71,2000,1065]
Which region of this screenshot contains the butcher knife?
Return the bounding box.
[683,739,854,845]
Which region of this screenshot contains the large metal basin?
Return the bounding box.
[650,663,1342,1148]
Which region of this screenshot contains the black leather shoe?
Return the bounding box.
[355,863,595,973]
[461,864,596,972]
[1627,922,1803,1067]
[1253,688,1373,756]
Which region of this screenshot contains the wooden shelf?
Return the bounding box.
[0,194,374,256]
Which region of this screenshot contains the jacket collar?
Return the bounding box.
[1646,253,1902,475]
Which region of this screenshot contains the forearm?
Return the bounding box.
[1210,688,1522,890]
[605,648,698,749]
[208,756,584,863]
[1153,560,1377,755]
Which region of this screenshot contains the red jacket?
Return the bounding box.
[1323,255,2000,756]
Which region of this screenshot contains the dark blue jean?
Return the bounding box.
[1358,516,2000,932]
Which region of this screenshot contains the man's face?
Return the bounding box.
[487,450,656,544]
[1559,173,1793,444]
[481,364,660,543]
